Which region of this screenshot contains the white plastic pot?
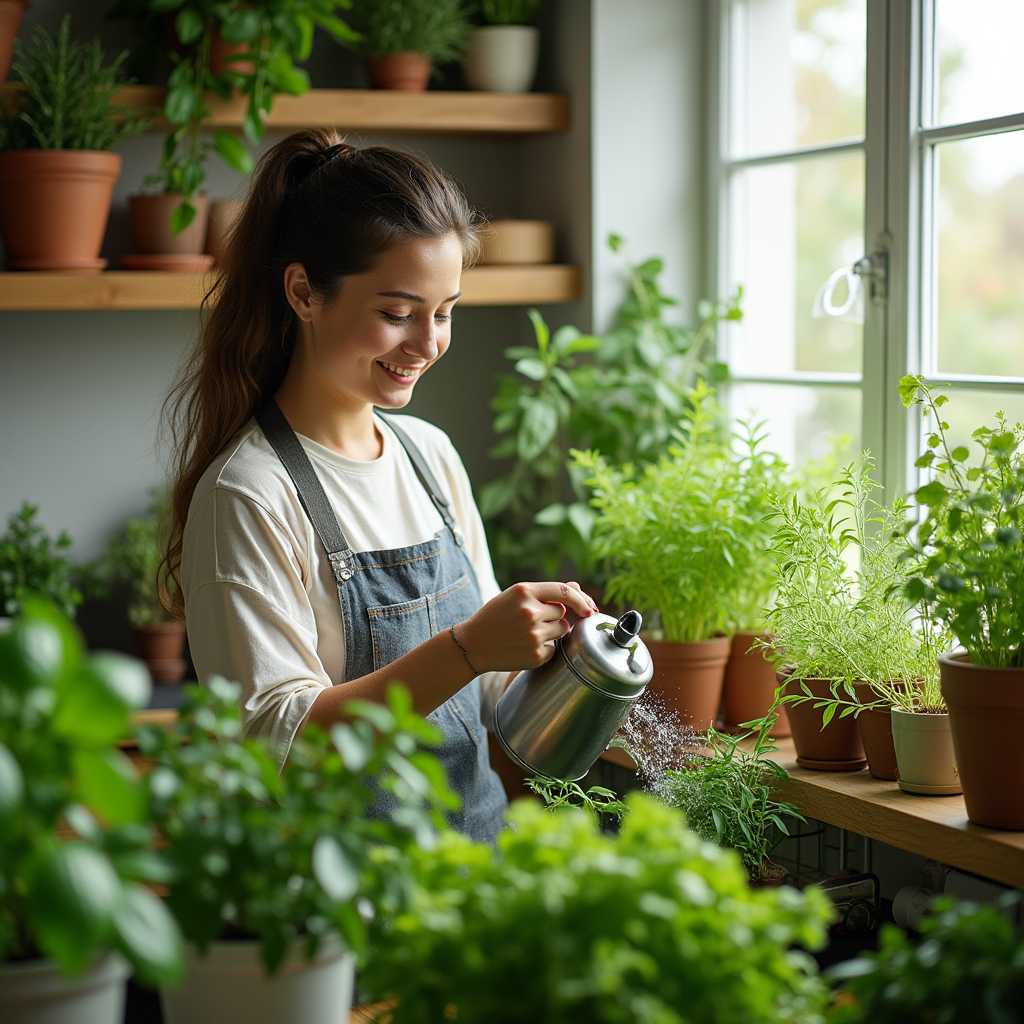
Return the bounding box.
[464,25,540,93]
[0,954,129,1024]
[891,708,962,795]
[161,936,355,1024]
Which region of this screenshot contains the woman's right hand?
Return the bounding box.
[454,581,599,674]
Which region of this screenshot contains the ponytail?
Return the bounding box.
[159,128,483,620]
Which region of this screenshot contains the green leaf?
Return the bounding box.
[898,375,921,408]
[515,357,547,381]
[169,201,197,237]
[534,503,567,526]
[331,723,371,771]
[113,883,183,986]
[566,502,597,544]
[995,527,1022,547]
[73,748,144,824]
[915,451,935,469]
[213,129,254,175]
[90,652,150,710]
[527,309,550,354]
[312,835,359,902]
[164,83,196,126]
[174,8,205,45]
[914,480,948,507]
[518,398,559,462]
[951,446,970,463]
[220,9,261,43]
[52,663,132,745]
[0,741,23,816]
[478,478,515,519]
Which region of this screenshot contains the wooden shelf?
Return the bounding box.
[0,84,570,136]
[0,265,581,311]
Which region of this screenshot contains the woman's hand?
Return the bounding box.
[454,581,598,674]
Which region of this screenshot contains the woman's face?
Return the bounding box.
[290,232,464,413]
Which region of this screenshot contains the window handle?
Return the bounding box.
[853,232,891,303]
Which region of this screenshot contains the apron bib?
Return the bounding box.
[256,400,507,842]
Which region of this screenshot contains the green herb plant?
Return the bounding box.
[477,0,544,25]
[828,895,1024,1023]
[763,457,949,722]
[351,0,471,63]
[899,375,1024,668]
[0,598,183,983]
[140,679,456,970]
[0,16,148,151]
[574,380,789,642]
[362,794,832,1023]
[525,775,630,824]
[0,504,83,619]
[655,716,804,883]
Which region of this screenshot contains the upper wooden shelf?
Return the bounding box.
[0,264,581,311]
[0,84,570,135]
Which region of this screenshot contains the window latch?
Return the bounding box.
[852,232,891,303]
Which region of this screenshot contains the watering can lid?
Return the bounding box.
[561,610,653,697]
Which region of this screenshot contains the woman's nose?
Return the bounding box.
[403,319,440,361]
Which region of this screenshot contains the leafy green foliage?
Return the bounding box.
[828,895,1024,1023]
[140,680,456,972]
[0,599,183,983]
[100,488,173,626]
[899,376,1024,668]
[575,381,790,642]
[351,0,471,61]
[655,716,804,880]
[481,236,741,584]
[477,0,545,25]
[0,16,148,151]
[526,775,630,824]
[362,794,832,1023]
[0,504,83,619]
[763,458,949,718]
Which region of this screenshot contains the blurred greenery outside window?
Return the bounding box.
[714,0,1024,494]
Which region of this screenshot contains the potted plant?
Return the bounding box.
[575,381,786,733]
[0,503,84,622]
[141,679,454,1024]
[351,0,471,91]
[654,715,805,886]
[0,16,147,273]
[101,489,186,684]
[899,376,1024,828]
[361,793,833,1021]
[828,894,1024,1022]
[0,0,29,81]
[0,598,183,1023]
[464,0,544,93]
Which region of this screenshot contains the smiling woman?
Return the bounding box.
[159,130,595,844]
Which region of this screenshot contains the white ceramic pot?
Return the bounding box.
[891,708,962,795]
[0,954,129,1024]
[161,936,355,1024]
[464,25,540,93]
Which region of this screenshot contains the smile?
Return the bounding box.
[377,361,421,382]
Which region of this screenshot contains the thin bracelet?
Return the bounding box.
[450,624,479,676]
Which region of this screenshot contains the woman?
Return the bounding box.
[162,129,596,843]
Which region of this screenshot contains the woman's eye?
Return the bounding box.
[434,313,453,323]
[381,311,412,324]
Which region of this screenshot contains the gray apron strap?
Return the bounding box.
[255,400,357,585]
[375,412,465,548]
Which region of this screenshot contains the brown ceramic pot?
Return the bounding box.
[0,149,120,272]
[852,681,899,781]
[129,193,210,257]
[782,673,867,771]
[721,631,790,736]
[132,622,187,684]
[645,636,729,733]
[365,51,431,91]
[749,859,787,889]
[0,0,30,81]
[940,652,1024,829]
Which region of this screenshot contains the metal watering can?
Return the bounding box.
[493,610,653,782]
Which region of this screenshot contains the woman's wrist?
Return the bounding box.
[449,622,480,676]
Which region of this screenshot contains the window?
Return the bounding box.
[711,0,1024,494]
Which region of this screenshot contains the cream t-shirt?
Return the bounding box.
[180,414,505,762]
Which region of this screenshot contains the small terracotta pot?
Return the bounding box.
[206,199,243,265]
[365,51,431,91]
[133,622,187,684]
[781,673,867,771]
[209,30,254,77]
[721,631,790,736]
[852,682,899,781]
[940,652,1024,829]
[645,636,730,733]
[891,708,961,795]
[0,0,29,81]
[129,193,210,257]
[0,149,120,273]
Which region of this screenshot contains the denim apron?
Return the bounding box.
[256,400,508,843]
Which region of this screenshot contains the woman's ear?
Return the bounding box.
[283,262,314,322]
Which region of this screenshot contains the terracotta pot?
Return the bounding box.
[365,51,431,91]
[721,631,790,736]
[749,859,787,889]
[0,0,30,81]
[209,30,254,77]
[852,682,899,780]
[645,636,729,733]
[940,652,1024,829]
[129,193,210,257]
[0,149,120,273]
[891,708,961,796]
[781,673,867,771]
[206,199,243,265]
[132,622,187,684]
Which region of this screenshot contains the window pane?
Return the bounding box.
[728,383,861,467]
[935,132,1024,379]
[931,389,1024,456]
[730,0,866,157]
[932,0,1024,127]
[727,153,864,375]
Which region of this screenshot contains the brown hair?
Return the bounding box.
[160,128,483,619]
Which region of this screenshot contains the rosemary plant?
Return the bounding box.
[478,0,545,25]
